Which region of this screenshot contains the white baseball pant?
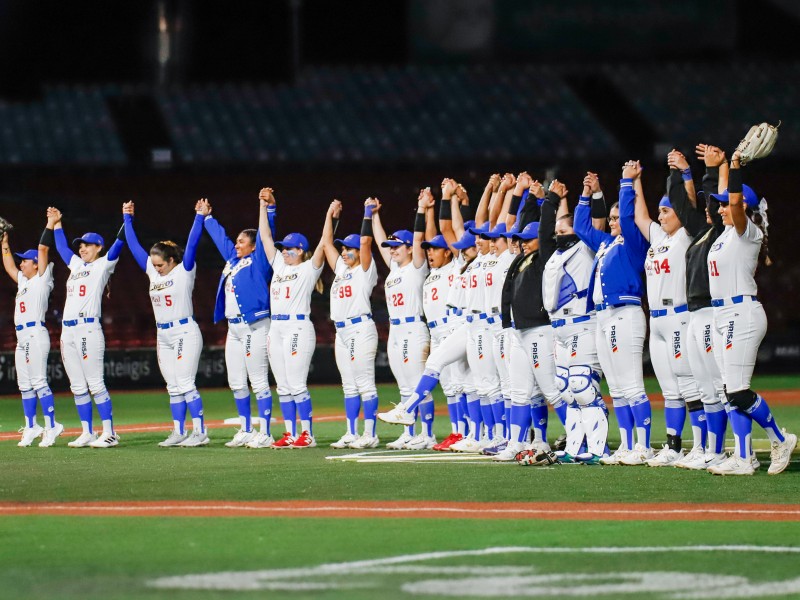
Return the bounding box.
[595,305,646,401]
[334,319,378,399]
[686,307,724,405]
[387,321,430,399]
[467,318,500,399]
[226,318,270,395]
[268,319,316,396]
[156,320,203,396]
[712,301,766,394]
[60,322,107,396]
[15,325,50,391]
[649,312,702,403]
[508,324,560,406]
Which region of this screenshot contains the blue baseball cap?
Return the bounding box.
[659,195,671,209]
[334,234,361,250]
[381,230,413,247]
[502,223,520,238]
[481,223,507,239]
[463,220,476,231]
[452,230,477,250]
[421,234,449,250]
[275,232,309,251]
[72,232,104,247]
[711,185,759,208]
[512,222,539,241]
[468,222,490,236]
[14,249,38,262]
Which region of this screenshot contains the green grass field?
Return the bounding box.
[1,376,799,599]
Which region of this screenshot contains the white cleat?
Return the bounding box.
[449,436,484,454]
[493,441,525,462]
[246,432,275,449]
[178,430,210,447]
[619,443,654,466]
[403,434,436,450]
[38,422,65,448]
[674,446,706,470]
[646,445,684,467]
[386,431,414,450]
[600,447,631,465]
[68,432,98,448]
[225,429,256,448]
[18,424,44,447]
[158,431,189,447]
[703,452,728,468]
[349,434,379,449]
[376,405,416,426]
[89,432,120,448]
[330,433,359,449]
[768,430,797,475]
[751,451,761,471]
[707,454,755,476]
[526,440,552,454]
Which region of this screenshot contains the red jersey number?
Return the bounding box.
[709,260,720,277]
[391,293,404,307]
[653,259,670,275]
[337,285,352,298]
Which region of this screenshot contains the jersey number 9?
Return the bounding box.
[337,285,352,298]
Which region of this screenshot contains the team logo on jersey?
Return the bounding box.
[150,280,174,292]
[223,257,253,277]
[426,273,441,284]
[672,331,682,359]
[703,324,713,353]
[69,270,91,281]
[711,241,724,252]
[610,325,618,353]
[177,338,184,361]
[725,321,734,350]
[655,245,669,255]
[245,335,252,358]
[531,343,540,369]
[291,333,299,356]
[274,273,298,283]
[385,276,402,289]
[570,335,578,358]
[334,272,353,283]
[402,339,409,363]
[16,288,27,298]
[81,337,88,360]
[349,338,356,362]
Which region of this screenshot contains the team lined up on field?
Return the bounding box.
[4,143,795,475]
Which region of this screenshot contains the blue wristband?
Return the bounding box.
[364,205,374,218]
[681,167,692,182]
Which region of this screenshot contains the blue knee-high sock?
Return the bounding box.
[405,370,440,412]
[279,394,296,435]
[664,399,686,438]
[419,398,435,437]
[491,397,505,439]
[687,404,707,449]
[21,390,37,428]
[74,392,93,433]
[729,408,753,459]
[93,389,114,434]
[530,396,548,442]
[256,390,273,436]
[458,393,468,435]
[344,395,361,436]
[169,395,187,434]
[504,398,512,440]
[234,389,252,431]
[510,403,533,444]
[479,398,495,440]
[446,395,460,433]
[629,393,651,448]
[746,394,785,444]
[552,398,567,426]
[466,393,482,439]
[184,390,205,432]
[612,397,634,450]
[362,394,378,437]
[294,392,313,435]
[704,402,727,454]
[35,386,56,428]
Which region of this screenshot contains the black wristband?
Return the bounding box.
[40,227,55,248]
[728,168,743,194]
[439,199,452,221]
[117,224,126,241]
[706,166,719,179]
[331,217,340,235]
[360,218,373,238]
[590,193,607,220]
[414,211,426,233]
[460,203,473,222]
[509,194,522,215]
[546,191,560,207]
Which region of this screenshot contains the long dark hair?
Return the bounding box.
[746,207,772,267]
[150,240,184,264]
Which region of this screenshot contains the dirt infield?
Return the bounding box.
[2,500,799,521]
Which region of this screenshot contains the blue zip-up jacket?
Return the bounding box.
[205,208,276,324]
[574,179,648,313]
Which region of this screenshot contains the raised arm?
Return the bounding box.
[312,201,337,270]
[122,202,148,271]
[506,172,531,229]
[1,232,18,281]
[696,144,726,234]
[370,199,392,268]
[575,195,611,253]
[585,172,608,231]
[619,161,650,258]
[475,173,499,228]
[359,199,375,273]
[197,198,235,260]
[439,178,459,250]
[413,190,431,268]
[628,161,653,241]
[666,150,706,237]
[183,209,205,271]
[728,151,749,235]
[321,200,342,271]
[258,188,278,263]
[667,149,697,206]
[488,173,514,228]
[540,181,566,264]
[49,207,76,265]
[421,188,437,241]
[518,180,544,230]
[453,183,468,239]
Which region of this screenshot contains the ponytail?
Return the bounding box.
[300,250,325,293]
[747,202,772,267]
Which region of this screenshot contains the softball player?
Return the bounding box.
[632,163,704,467]
[705,151,796,475]
[259,188,325,449]
[371,195,430,449]
[49,207,124,448]
[122,201,208,447]
[198,196,275,448]
[2,229,60,447]
[574,162,651,465]
[323,200,380,450]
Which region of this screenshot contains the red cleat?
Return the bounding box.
[271,431,296,449]
[433,432,463,452]
[291,430,317,448]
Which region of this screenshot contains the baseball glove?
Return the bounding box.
[515,449,560,466]
[735,121,780,165]
[553,433,567,452]
[0,215,14,236]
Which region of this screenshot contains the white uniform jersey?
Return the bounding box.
[543,240,595,318]
[223,274,239,318]
[384,260,428,320]
[146,259,196,323]
[63,255,117,320]
[645,224,692,309]
[330,257,377,321]
[707,221,762,299]
[483,250,515,314]
[445,254,467,311]
[270,252,323,316]
[423,259,458,323]
[464,252,490,313]
[15,264,54,325]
